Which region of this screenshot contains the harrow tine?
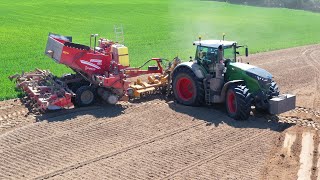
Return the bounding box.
[10,69,74,113]
[25,100,31,106]
[8,74,21,81]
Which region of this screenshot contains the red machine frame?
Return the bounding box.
[10,33,167,112]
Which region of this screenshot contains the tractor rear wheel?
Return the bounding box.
[225,85,252,120]
[172,67,204,106]
[74,86,96,107]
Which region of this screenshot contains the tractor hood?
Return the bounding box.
[230,62,273,79]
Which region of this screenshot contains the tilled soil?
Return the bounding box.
[0,99,35,133]
[0,44,320,179]
[0,99,283,179]
[261,126,320,180]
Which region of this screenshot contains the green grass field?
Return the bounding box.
[1,0,320,100]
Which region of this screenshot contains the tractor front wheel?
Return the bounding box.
[270,81,280,96]
[74,86,96,107]
[255,81,280,113]
[225,85,252,120]
[172,68,204,106]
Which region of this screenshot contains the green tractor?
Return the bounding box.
[172,37,296,120]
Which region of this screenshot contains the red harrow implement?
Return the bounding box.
[9,69,74,112]
[9,33,179,112]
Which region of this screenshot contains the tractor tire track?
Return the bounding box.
[302,47,320,110]
[170,130,277,179]
[262,127,320,180]
[0,100,152,151]
[34,120,206,180]
[161,130,273,179]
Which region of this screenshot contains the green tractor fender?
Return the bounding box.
[172,62,205,79]
[219,80,244,102]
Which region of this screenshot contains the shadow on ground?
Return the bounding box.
[167,100,292,132]
[22,94,292,132]
[33,95,168,122]
[34,103,126,122]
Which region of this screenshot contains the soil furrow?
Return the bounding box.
[162,130,273,179]
[34,121,206,180]
[0,101,211,179]
[47,120,276,179]
[173,131,277,179]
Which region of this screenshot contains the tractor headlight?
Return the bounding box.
[257,76,272,88]
[246,71,271,89]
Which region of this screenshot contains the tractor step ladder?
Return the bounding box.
[204,79,211,105]
[114,25,124,44]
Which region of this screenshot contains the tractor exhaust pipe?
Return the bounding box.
[245,47,249,57]
[90,34,99,54]
[90,34,93,50]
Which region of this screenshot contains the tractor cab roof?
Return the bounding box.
[193,40,236,48]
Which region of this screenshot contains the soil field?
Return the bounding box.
[0,44,320,179]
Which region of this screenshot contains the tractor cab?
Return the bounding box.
[193,40,249,68]
[193,40,238,73]
[193,40,237,62]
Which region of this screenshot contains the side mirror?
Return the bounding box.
[245,47,249,57]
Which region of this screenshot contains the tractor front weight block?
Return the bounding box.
[268,94,296,114]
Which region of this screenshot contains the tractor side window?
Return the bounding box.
[196,46,208,60]
[223,46,235,62]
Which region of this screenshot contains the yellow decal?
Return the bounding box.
[62,51,69,54]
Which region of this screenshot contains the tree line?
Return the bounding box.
[214,0,320,12]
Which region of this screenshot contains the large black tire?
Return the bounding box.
[225,85,252,120]
[172,67,204,106]
[270,81,279,96]
[74,86,96,107]
[256,81,280,113]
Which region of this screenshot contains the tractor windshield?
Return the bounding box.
[223,46,235,62]
[195,46,218,63]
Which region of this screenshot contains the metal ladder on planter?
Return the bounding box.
[114,25,124,44]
